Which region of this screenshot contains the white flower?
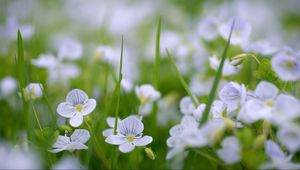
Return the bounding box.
[57,38,83,61]
[218,17,251,46]
[105,116,152,153]
[192,104,206,121]
[243,40,278,56]
[261,140,300,169]
[94,46,117,65]
[57,89,96,127]
[217,136,241,164]
[102,117,121,137]
[0,76,17,98]
[209,56,240,76]
[219,82,247,110]
[31,54,57,69]
[180,96,196,115]
[24,83,43,99]
[237,81,278,124]
[50,129,90,153]
[277,125,300,153]
[52,156,85,170]
[135,84,161,104]
[271,48,300,81]
[197,16,219,41]
[48,63,80,86]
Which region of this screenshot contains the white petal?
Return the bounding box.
[119,142,135,153]
[133,136,153,146]
[118,116,144,136]
[166,147,185,160]
[66,89,88,105]
[193,104,206,121]
[180,96,195,114]
[50,148,66,153]
[255,81,278,100]
[275,94,300,118]
[71,129,90,143]
[82,99,96,116]
[107,117,121,128]
[169,125,184,137]
[102,129,114,137]
[180,115,198,129]
[65,142,88,151]
[105,135,126,145]
[265,140,286,161]
[57,102,76,118]
[69,113,83,127]
[52,136,71,148]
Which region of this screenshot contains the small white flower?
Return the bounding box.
[135,84,161,104]
[0,76,17,98]
[218,17,251,46]
[261,140,300,169]
[217,136,241,164]
[192,104,206,121]
[50,129,90,153]
[94,46,117,65]
[209,56,240,76]
[271,48,300,81]
[244,40,278,56]
[24,83,43,99]
[31,54,57,69]
[102,117,121,137]
[105,116,153,153]
[277,125,300,153]
[48,63,80,86]
[57,89,96,127]
[219,82,247,110]
[180,96,196,115]
[197,16,219,41]
[58,38,83,61]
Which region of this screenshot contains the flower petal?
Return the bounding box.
[255,81,278,100]
[66,89,88,105]
[69,113,83,127]
[70,129,90,143]
[133,136,153,146]
[57,102,75,118]
[82,99,96,116]
[106,117,121,128]
[119,142,135,153]
[105,135,126,145]
[102,129,114,137]
[65,142,88,151]
[52,135,71,148]
[118,116,144,136]
[265,140,286,161]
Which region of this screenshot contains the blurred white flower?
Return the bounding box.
[50,129,90,153]
[135,84,161,104]
[277,125,300,153]
[219,82,247,110]
[180,96,196,115]
[57,89,96,127]
[217,136,241,164]
[219,17,251,46]
[261,140,300,169]
[48,63,80,86]
[0,142,41,169]
[197,16,219,41]
[24,83,43,100]
[32,54,57,69]
[94,46,117,65]
[58,38,83,61]
[271,48,300,81]
[192,104,206,121]
[102,117,121,137]
[105,116,152,153]
[209,56,241,76]
[52,156,85,170]
[0,76,17,98]
[1,16,34,41]
[121,78,133,92]
[243,40,278,56]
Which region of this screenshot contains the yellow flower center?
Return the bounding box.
[285,61,294,69]
[266,100,273,107]
[126,135,135,142]
[75,104,84,112]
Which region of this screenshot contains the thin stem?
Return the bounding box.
[114,36,124,135]
[30,102,42,131]
[154,16,162,88]
[166,49,198,107]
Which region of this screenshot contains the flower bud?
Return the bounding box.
[230,53,247,66]
[254,134,266,148]
[144,147,156,160]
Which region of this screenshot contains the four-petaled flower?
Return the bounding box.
[57,89,96,127]
[50,129,90,153]
[105,116,153,153]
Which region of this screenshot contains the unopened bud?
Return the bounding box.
[230,53,247,66]
[223,117,235,130]
[254,134,266,148]
[144,147,156,160]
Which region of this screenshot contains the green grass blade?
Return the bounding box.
[166,49,198,107]
[199,20,235,126]
[154,16,162,88]
[113,36,124,134]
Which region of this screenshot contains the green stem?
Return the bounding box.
[154,16,162,89]
[166,49,198,107]
[199,19,235,126]
[30,102,43,131]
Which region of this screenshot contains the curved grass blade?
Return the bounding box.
[199,19,236,126]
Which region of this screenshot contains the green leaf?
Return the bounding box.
[154,16,162,89]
